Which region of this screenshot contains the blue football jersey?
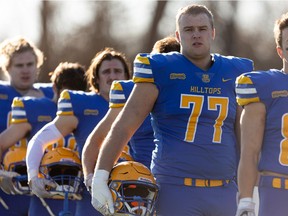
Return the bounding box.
[133,52,253,181]
[33,82,54,99]
[57,90,109,156]
[0,81,53,133]
[110,80,155,168]
[0,81,23,133]
[10,96,77,151]
[236,69,288,175]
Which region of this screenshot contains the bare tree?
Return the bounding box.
[141,1,168,52]
[39,1,55,82]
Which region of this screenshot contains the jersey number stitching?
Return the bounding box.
[180,94,229,143]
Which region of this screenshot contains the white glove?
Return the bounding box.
[91,170,114,215]
[235,197,256,216]
[29,176,57,198]
[84,173,93,193]
[0,169,21,195]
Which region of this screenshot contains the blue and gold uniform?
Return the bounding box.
[236,69,288,215]
[133,52,253,215]
[110,80,155,168]
[57,90,109,216]
[8,96,78,216]
[0,81,53,133]
[57,90,108,156]
[0,81,53,215]
[0,81,22,133]
[33,82,54,100]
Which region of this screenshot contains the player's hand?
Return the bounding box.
[0,169,21,195]
[29,176,57,198]
[235,197,256,216]
[84,173,93,193]
[91,170,114,215]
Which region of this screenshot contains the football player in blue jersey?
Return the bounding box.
[81,35,180,194]
[0,62,87,216]
[0,36,51,132]
[0,62,86,157]
[26,47,131,216]
[91,4,254,216]
[0,36,53,215]
[235,12,288,216]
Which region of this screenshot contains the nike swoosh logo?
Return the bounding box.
[222,78,232,82]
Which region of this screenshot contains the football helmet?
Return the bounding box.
[39,147,82,200]
[3,147,30,194]
[117,151,134,163]
[123,145,130,154]
[108,161,159,216]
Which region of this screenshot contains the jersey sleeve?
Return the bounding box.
[235,73,260,106]
[11,97,28,124]
[57,90,74,116]
[109,81,126,108]
[133,53,154,83]
[231,57,254,74]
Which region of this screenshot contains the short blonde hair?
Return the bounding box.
[176,4,214,31]
[0,36,44,73]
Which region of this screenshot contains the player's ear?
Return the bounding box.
[175,31,180,43]
[276,46,283,59]
[212,28,216,40]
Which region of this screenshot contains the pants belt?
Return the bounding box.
[260,175,288,189]
[184,178,230,187]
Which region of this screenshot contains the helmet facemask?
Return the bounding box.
[110,180,158,216]
[39,147,83,200]
[108,161,159,216]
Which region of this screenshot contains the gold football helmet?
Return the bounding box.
[39,147,82,200]
[108,161,159,216]
[3,147,30,194]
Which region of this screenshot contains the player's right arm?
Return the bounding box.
[92,82,158,215]
[238,102,265,199]
[26,90,78,182]
[235,73,263,216]
[236,73,264,199]
[91,53,159,214]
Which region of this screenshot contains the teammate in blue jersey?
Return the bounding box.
[0,62,85,155]
[26,47,131,216]
[0,36,53,215]
[82,35,180,193]
[0,36,51,133]
[0,62,86,215]
[91,4,254,216]
[0,62,86,216]
[235,12,288,216]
